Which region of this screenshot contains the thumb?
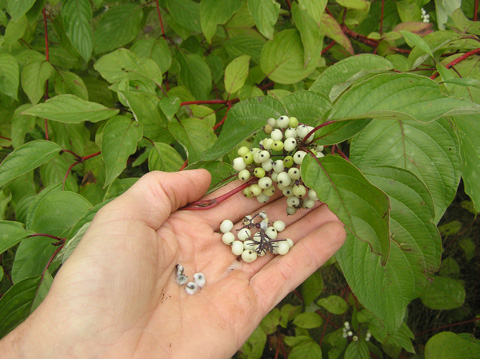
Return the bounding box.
[95,169,211,230]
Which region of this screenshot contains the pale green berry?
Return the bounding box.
[286,238,294,248]
[220,219,234,233]
[316,145,324,152]
[249,184,262,196]
[304,126,315,143]
[288,167,301,180]
[283,156,294,168]
[263,138,274,150]
[243,187,253,198]
[257,150,270,163]
[257,193,270,203]
[286,206,297,215]
[243,152,254,164]
[308,189,318,201]
[277,172,292,187]
[264,186,276,196]
[185,282,198,295]
[287,196,300,207]
[282,186,294,197]
[262,159,274,171]
[266,117,276,127]
[194,273,206,288]
[237,146,250,157]
[222,232,235,245]
[276,183,286,191]
[271,172,279,182]
[303,198,315,209]
[258,177,273,189]
[296,124,309,138]
[277,241,290,255]
[316,152,325,158]
[276,115,290,129]
[238,169,251,181]
[271,129,283,141]
[243,240,256,250]
[242,249,258,263]
[273,220,286,232]
[266,226,278,239]
[289,116,299,128]
[271,140,284,152]
[237,228,251,241]
[293,151,307,165]
[232,157,246,171]
[232,240,244,255]
[254,167,266,178]
[284,137,297,152]
[292,184,306,197]
[273,160,285,173]
[285,128,297,139]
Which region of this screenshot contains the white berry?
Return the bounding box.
[293,151,307,165]
[237,228,251,241]
[277,241,290,255]
[176,275,188,285]
[222,232,235,245]
[220,219,234,233]
[265,226,278,239]
[258,177,273,189]
[232,240,244,255]
[284,137,297,151]
[232,157,246,171]
[185,282,198,295]
[193,273,206,288]
[273,220,286,232]
[270,129,283,141]
[242,249,258,263]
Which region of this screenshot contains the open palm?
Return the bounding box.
[5,170,345,359]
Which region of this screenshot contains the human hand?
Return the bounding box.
[1,170,345,359]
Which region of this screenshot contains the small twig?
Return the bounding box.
[430,48,480,79]
[155,0,165,36]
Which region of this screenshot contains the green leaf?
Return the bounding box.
[309,54,393,101]
[177,53,212,100]
[60,222,91,264]
[0,276,42,339]
[292,3,323,67]
[248,0,280,40]
[224,36,265,64]
[224,55,250,95]
[298,0,327,23]
[159,96,181,121]
[39,154,78,192]
[200,0,242,43]
[53,71,89,100]
[4,14,28,45]
[420,276,466,310]
[330,73,480,122]
[289,340,322,359]
[94,3,143,54]
[301,155,390,264]
[0,140,61,188]
[168,118,216,163]
[0,221,34,255]
[281,91,331,125]
[400,31,434,58]
[22,94,119,124]
[7,0,36,20]
[320,14,354,55]
[101,116,143,187]
[260,29,320,84]
[441,78,480,88]
[240,326,267,359]
[396,1,421,22]
[94,48,163,86]
[148,142,184,172]
[336,0,369,10]
[21,60,53,105]
[317,295,348,314]
[62,0,93,62]
[259,308,281,335]
[350,118,461,223]
[201,96,285,161]
[292,312,324,329]
[0,53,19,100]
[345,340,369,359]
[383,321,416,355]
[425,332,480,359]
[455,115,480,212]
[131,38,172,75]
[31,270,53,312]
[166,0,201,32]
[336,166,441,337]
[301,271,323,305]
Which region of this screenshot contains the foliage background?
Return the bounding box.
[0,0,480,358]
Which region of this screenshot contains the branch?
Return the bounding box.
[155,0,165,36]
[42,7,50,140]
[430,48,480,79]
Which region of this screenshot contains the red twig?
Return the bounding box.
[380,0,384,36]
[179,159,188,171]
[285,0,291,8]
[430,48,480,79]
[341,24,379,48]
[303,120,336,143]
[0,135,12,141]
[213,104,232,131]
[28,233,64,241]
[155,0,165,36]
[334,146,350,161]
[415,317,480,337]
[62,151,101,189]
[42,7,50,140]
[181,99,237,106]
[475,0,478,22]
[182,180,255,210]
[322,41,336,55]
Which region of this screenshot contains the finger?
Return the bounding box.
[249,221,346,314]
[94,169,212,230]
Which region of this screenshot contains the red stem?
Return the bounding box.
[179,159,188,171]
[475,0,478,22]
[415,317,480,337]
[380,0,384,36]
[155,0,165,36]
[303,120,336,143]
[0,135,12,141]
[42,7,50,140]
[82,151,101,161]
[430,48,480,79]
[182,180,255,210]
[212,104,232,131]
[181,99,238,106]
[28,233,64,241]
[322,41,336,55]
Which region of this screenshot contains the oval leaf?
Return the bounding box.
[317,295,348,314]
[292,312,324,329]
[0,140,61,187]
[425,332,480,359]
[148,142,184,172]
[62,0,93,62]
[0,221,34,255]
[420,276,466,310]
[301,155,390,264]
[224,55,250,96]
[248,0,280,40]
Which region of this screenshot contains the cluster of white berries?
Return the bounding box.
[232,115,323,215]
[421,8,430,23]
[341,321,371,342]
[175,264,206,295]
[220,211,293,262]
